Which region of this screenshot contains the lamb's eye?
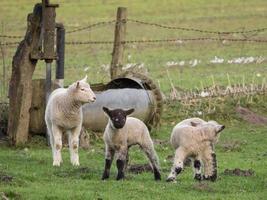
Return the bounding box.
[81,88,85,91]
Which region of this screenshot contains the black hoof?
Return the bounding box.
[202,175,217,182]
[116,173,125,180]
[194,174,202,181]
[166,177,176,182]
[101,173,109,180]
[154,170,161,181]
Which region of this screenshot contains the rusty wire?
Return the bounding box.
[65,37,267,45]
[127,19,267,35]
[1,18,267,37]
[0,34,23,39]
[65,20,117,34]
[0,41,20,46]
[1,37,267,47]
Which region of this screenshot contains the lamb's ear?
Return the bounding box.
[76,81,80,89]
[191,121,201,127]
[102,107,110,116]
[125,108,135,116]
[81,75,88,83]
[216,125,225,134]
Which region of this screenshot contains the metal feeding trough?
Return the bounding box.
[82,72,163,131]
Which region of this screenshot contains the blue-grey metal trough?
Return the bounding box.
[82,72,163,132]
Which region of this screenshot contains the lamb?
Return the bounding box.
[101,107,161,181]
[166,118,225,182]
[45,76,96,166]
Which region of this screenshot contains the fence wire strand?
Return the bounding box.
[66,20,116,34]
[65,37,267,46]
[0,34,23,39]
[127,19,267,35]
[1,18,267,47]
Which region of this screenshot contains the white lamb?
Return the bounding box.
[101,107,161,181]
[166,118,225,182]
[45,76,96,166]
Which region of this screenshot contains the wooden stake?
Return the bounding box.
[110,7,127,79]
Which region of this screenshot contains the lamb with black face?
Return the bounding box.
[103,108,131,129]
[102,107,161,181]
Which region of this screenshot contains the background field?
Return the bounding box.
[0,0,267,94]
[0,0,267,199]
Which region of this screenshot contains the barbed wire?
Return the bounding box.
[0,34,23,39]
[65,37,267,45]
[127,19,267,35]
[2,37,267,47]
[0,41,20,46]
[2,18,267,37]
[66,20,117,34]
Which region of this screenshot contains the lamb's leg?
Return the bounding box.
[120,147,130,172]
[116,146,127,180]
[193,157,202,181]
[140,140,161,181]
[201,145,217,181]
[102,145,115,180]
[46,122,55,161]
[52,125,63,166]
[166,147,187,182]
[69,125,82,166]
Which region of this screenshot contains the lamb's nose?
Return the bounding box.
[92,96,96,101]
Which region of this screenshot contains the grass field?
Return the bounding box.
[1,95,267,200]
[0,0,267,94]
[0,0,267,199]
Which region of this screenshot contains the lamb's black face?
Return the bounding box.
[103,107,135,129]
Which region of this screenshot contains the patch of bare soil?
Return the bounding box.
[236,106,267,125]
[224,168,254,177]
[0,172,13,183]
[218,140,244,152]
[193,182,214,192]
[54,167,92,179]
[128,163,153,174]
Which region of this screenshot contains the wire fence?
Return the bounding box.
[0,18,267,102]
[1,19,267,47]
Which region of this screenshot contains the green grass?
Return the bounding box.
[1,95,267,199]
[0,96,267,199]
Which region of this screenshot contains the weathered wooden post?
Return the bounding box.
[8,0,58,145]
[110,7,127,79]
[8,4,42,145]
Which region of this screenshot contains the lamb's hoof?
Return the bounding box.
[53,160,61,167]
[202,175,217,182]
[154,171,161,181]
[166,176,176,182]
[71,162,80,166]
[116,173,125,180]
[102,173,110,180]
[194,174,202,181]
[71,159,80,166]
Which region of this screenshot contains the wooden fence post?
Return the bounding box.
[110,7,127,79]
[8,4,42,145]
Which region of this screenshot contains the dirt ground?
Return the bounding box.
[236,106,267,125]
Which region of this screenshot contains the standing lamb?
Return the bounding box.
[101,107,161,181]
[45,76,96,166]
[166,118,225,182]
